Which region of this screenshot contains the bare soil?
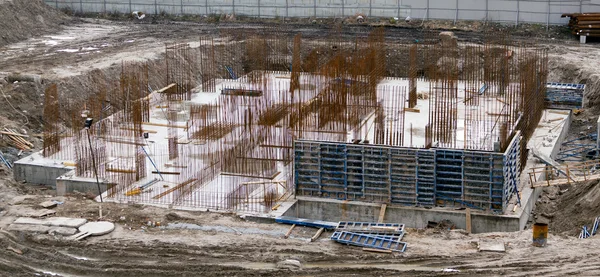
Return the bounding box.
[2,1,600,276]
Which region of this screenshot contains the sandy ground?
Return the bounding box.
[2,3,600,276]
[1,187,600,277]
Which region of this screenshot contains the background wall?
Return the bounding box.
[45,0,600,25]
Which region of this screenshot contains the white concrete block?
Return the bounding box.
[13,217,88,228]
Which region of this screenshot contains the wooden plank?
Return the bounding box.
[283,224,296,239]
[378,204,387,223]
[152,171,180,175]
[405,108,420,113]
[362,247,392,254]
[0,131,28,138]
[311,227,325,242]
[153,178,196,199]
[156,83,177,93]
[466,208,472,234]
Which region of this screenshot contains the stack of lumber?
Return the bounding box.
[562,13,600,37]
[0,128,33,150]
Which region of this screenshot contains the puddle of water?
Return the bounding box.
[59,251,98,262]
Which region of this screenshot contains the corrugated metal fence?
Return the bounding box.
[45,0,600,25]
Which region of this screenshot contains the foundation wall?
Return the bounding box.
[45,0,599,25]
[13,160,73,187]
[283,197,524,233]
[56,175,109,196]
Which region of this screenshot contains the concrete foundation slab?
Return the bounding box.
[56,173,108,196]
[13,217,87,228]
[49,227,78,236]
[7,224,51,233]
[13,152,75,187]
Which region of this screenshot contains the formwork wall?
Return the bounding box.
[294,132,521,213]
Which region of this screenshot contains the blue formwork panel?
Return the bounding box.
[502,132,522,209]
[294,139,518,213]
[545,82,585,109]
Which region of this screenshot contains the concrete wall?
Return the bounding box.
[284,197,524,233]
[13,162,74,187]
[46,0,600,25]
[56,175,108,196]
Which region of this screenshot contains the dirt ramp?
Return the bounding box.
[534,180,600,235]
[0,0,69,47]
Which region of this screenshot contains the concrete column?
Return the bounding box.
[581,35,587,44]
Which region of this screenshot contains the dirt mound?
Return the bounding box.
[0,0,69,47]
[534,180,600,235]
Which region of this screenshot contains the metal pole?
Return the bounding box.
[516,0,519,26]
[233,0,235,15]
[454,0,458,24]
[86,129,103,203]
[286,0,289,18]
[155,0,157,15]
[206,0,208,15]
[369,0,372,17]
[104,0,106,14]
[485,0,488,22]
[580,0,583,14]
[80,0,82,14]
[129,0,132,14]
[343,0,345,18]
[258,0,260,18]
[546,0,550,31]
[181,0,184,15]
[314,0,317,18]
[426,0,429,20]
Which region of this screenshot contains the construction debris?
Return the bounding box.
[330,221,407,253]
[579,216,600,239]
[478,241,506,252]
[563,13,600,41]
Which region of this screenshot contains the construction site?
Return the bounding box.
[2,0,600,276]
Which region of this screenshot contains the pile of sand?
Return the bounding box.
[533,180,600,235]
[0,0,69,47]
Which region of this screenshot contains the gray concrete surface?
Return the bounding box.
[45,0,600,25]
[13,152,75,187]
[56,172,108,196]
[13,217,88,228]
[283,196,528,233]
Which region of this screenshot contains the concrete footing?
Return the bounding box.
[281,196,537,233]
[13,152,74,187]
